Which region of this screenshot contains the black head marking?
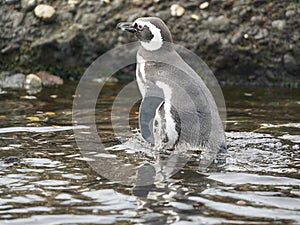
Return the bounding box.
[136,25,154,42]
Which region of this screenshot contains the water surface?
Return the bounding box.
[0,82,299,224]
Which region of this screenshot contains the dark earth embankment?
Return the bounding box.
[0,0,299,86]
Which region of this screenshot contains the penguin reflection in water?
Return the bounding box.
[117,17,226,154]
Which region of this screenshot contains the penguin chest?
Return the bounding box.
[136,53,147,97]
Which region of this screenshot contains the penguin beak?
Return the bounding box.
[116,22,137,33]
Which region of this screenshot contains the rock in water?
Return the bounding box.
[34,4,56,21]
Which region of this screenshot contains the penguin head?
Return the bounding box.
[117,17,173,51]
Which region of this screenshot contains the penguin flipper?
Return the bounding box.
[139,87,164,144]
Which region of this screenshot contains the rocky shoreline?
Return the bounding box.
[0,0,299,87]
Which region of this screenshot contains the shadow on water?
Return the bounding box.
[0,81,299,224]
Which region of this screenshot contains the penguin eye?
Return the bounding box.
[138,24,143,30]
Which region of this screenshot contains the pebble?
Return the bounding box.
[170,4,185,17]
[283,53,297,73]
[199,1,209,10]
[236,200,247,205]
[285,10,296,18]
[21,0,36,11]
[34,4,56,21]
[231,31,243,44]
[68,0,80,6]
[271,20,286,30]
[254,28,268,40]
[208,15,230,32]
[191,14,200,21]
[4,0,19,4]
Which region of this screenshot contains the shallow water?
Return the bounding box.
[0,81,299,224]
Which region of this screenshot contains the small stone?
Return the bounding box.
[231,31,243,44]
[81,13,98,26]
[68,0,80,6]
[285,10,296,18]
[21,0,36,11]
[254,28,268,40]
[283,53,297,74]
[34,4,56,21]
[170,4,185,17]
[5,0,19,4]
[131,0,142,6]
[13,12,25,28]
[272,20,286,30]
[191,14,200,21]
[236,200,246,205]
[250,15,265,25]
[208,15,230,32]
[199,1,209,10]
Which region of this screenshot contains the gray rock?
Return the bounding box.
[285,10,296,18]
[272,20,286,30]
[21,0,36,11]
[0,73,25,88]
[13,11,25,28]
[231,31,243,44]
[207,15,230,32]
[5,0,19,4]
[283,53,297,74]
[254,28,268,40]
[81,13,98,26]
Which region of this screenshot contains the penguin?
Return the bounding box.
[117,17,226,152]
